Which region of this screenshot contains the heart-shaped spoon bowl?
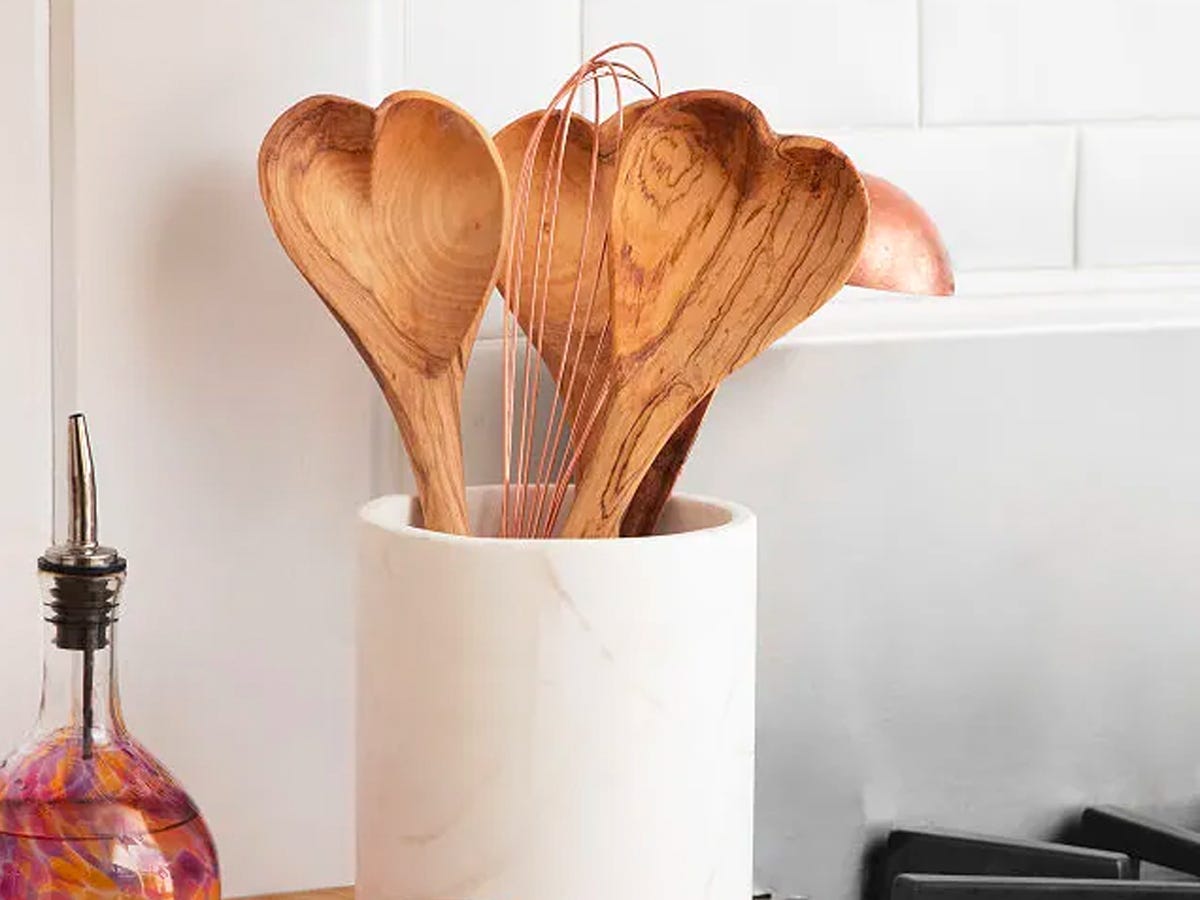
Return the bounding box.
[259,91,508,534]
[562,90,869,538]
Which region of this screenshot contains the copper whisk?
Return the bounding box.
[499,44,660,538]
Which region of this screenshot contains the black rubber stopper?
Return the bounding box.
[38,566,123,651]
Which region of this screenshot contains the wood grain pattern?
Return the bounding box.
[259,91,509,534]
[561,90,869,538]
[618,391,712,537]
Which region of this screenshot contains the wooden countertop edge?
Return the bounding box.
[234,888,353,899]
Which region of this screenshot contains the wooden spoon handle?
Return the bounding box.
[561,380,701,539]
[386,366,471,535]
[619,392,713,537]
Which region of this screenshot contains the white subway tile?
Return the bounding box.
[922,0,1200,124]
[584,0,918,128]
[405,0,581,133]
[1078,123,1200,267]
[824,126,1077,271]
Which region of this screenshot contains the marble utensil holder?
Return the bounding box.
[357,484,757,900]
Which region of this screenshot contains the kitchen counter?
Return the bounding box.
[239,890,352,899]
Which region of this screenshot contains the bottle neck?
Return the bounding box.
[36,571,127,757]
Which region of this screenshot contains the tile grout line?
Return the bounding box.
[369,0,382,97]
[36,0,54,536]
[370,0,407,96]
[915,0,925,127]
[401,0,410,86]
[1072,127,1083,268]
[805,124,1072,139]
[368,0,409,496]
[578,0,586,62]
[913,114,1200,129]
[48,0,78,537]
[793,119,1200,141]
[368,0,384,495]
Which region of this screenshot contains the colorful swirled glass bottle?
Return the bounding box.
[0,414,220,898]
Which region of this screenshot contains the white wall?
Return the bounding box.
[0,0,52,759]
[2,1,1200,897]
[62,3,383,894]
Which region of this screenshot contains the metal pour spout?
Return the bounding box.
[40,413,124,574]
[67,413,99,550]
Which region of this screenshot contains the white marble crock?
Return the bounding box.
[357,485,757,900]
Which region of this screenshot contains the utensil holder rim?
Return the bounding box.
[359,485,754,547]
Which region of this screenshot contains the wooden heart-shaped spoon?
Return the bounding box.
[259,91,508,534]
[560,90,869,538]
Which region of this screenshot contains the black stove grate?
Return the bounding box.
[874,809,1200,900]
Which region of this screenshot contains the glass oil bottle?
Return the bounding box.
[0,414,220,898]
